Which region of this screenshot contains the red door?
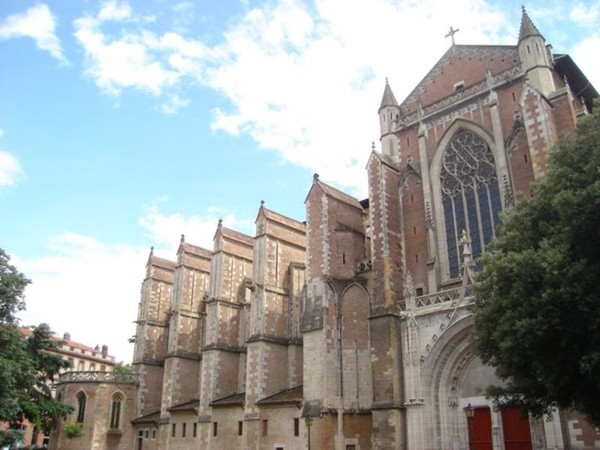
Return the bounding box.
[467,407,493,450]
[501,407,532,450]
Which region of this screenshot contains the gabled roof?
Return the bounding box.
[305,174,363,211]
[398,44,519,113]
[256,202,305,233]
[367,148,399,172]
[177,235,212,259]
[518,7,544,42]
[146,247,176,271]
[213,219,254,247]
[256,385,303,406]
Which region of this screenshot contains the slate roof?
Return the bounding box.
[131,410,161,425]
[210,392,246,407]
[167,399,199,413]
[256,385,303,406]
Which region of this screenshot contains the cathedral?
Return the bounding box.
[50,8,599,450]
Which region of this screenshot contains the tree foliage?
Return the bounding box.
[0,248,30,324]
[114,361,132,374]
[22,324,73,432]
[0,249,73,445]
[473,104,600,426]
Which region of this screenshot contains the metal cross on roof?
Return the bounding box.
[445,26,460,45]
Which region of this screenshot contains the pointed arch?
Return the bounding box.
[340,283,371,347]
[420,314,512,450]
[76,391,86,423]
[430,119,503,280]
[110,391,124,429]
[339,282,372,408]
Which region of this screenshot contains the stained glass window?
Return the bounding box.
[441,130,502,278]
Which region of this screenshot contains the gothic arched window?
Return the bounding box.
[441,130,502,278]
[76,392,86,423]
[110,393,123,429]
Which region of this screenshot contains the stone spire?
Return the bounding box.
[379,78,398,112]
[518,6,544,42]
[517,6,554,95]
[378,79,401,161]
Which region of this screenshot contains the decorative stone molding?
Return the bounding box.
[59,371,138,384]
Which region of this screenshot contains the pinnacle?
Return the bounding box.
[379,79,398,111]
[518,6,544,42]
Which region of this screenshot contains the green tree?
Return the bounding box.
[21,324,73,433]
[113,361,133,382]
[0,248,30,324]
[0,249,73,446]
[114,361,132,374]
[472,104,600,426]
[0,324,36,447]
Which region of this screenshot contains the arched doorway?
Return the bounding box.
[422,315,533,450]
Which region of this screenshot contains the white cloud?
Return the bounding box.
[17,233,148,363]
[98,0,134,22]
[571,34,600,91]
[15,201,257,363]
[73,1,215,97]
[172,1,195,32]
[569,2,600,27]
[0,4,67,64]
[160,93,190,114]
[71,0,519,193]
[138,200,254,253]
[74,14,182,96]
[0,151,25,187]
[205,0,511,194]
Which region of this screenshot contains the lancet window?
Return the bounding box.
[76,391,86,423]
[440,130,502,278]
[110,393,123,429]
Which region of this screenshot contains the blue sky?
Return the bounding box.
[1,0,598,362]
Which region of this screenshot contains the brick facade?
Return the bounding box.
[50,8,598,450]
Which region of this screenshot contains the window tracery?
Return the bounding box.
[440,130,502,278]
[110,393,123,429]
